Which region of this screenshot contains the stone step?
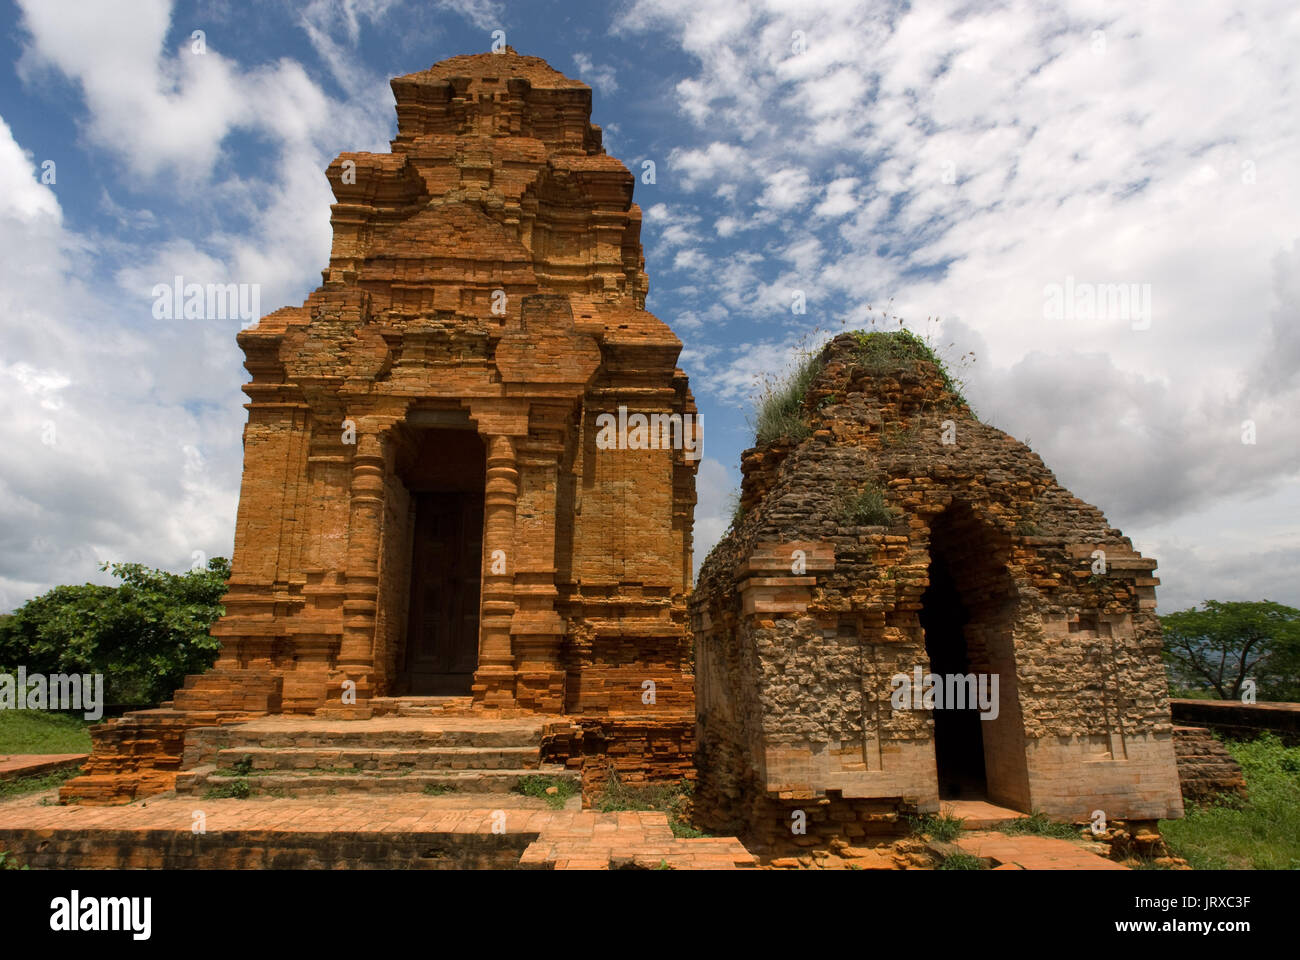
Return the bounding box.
[175,764,578,797]
[214,745,541,772]
[370,697,474,717]
[212,724,545,751]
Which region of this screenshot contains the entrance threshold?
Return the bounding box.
[940,800,1028,830]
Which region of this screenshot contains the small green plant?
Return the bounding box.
[837,484,895,527]
[0,850,29,871]
[232,755,253,777]
[1014,520,1041,536]
[596,772,708,838]
[937,851,987,870]
[514,774,579,809]
[906,813,965,843]
[0,767,81,801]
[1000,810,1077,839]
[204,778,251,800]
[849,327,972,410]
[881,421,920,447]
[752,348,825,445]
[726,489,744,530]
[423,783,456,796]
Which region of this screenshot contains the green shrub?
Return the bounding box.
[204,778,251,800]
[596,773,708,839]
[906,813,965,842]
[0,558,230,706]
[837,484,894,526]
[753,350,825,445]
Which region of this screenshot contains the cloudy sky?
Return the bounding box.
[0,0,1297,615]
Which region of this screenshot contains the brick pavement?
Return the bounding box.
[955,831,1129,870]
[0,754,87,781]
[0,789,755,870]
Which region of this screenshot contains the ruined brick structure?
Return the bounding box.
[693,332,1183,845]
[63,50,697,803]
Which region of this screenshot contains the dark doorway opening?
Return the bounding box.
[396,426,485,696]
[402,491,483,695]
[921,524,989,801]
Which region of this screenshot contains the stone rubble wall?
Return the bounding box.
[693,333,1184,841]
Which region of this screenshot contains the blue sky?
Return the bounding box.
[1,0,1298,615]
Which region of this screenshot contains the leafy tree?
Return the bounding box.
[1160,600,1300,701]
[0,558,229,706]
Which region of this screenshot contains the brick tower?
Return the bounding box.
[63,50,699,802]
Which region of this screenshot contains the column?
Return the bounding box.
[335,427,386,706]
[473,433,520,708]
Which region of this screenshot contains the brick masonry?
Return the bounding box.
[692,332,1184,845]
[1169,699,1300,746]
[1172,726,1248,805]
[61,50,697,804]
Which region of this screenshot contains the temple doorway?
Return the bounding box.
[920,502,1031,808]
[396,426,485,696]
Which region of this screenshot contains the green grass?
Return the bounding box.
[513,774,579,809]
[595,773,709,839]
[837,484,895,526]
[753,350,825,446]
[936,851,988,870]
[1159,734,1300,870]
[423,783,456,796]
[726,489,744,529]
[0,766,80,801]
[203,779,252,800]
[999,810,1078,840]
[906,813,965,843]
[850,329,970,409]
[0,711,93,754]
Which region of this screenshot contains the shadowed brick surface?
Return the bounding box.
[0,791,753,870]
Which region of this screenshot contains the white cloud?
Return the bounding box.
[623,0,1300,605]
[813,176,857,218]
[572,52,618,95]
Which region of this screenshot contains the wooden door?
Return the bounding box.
[402,492,483,694]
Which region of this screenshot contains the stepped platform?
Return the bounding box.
[0,712,755,869]
[175,714,577,798]
[0,791,754,870]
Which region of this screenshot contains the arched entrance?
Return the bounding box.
[920,502,1031,809]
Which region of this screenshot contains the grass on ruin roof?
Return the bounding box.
[849,328,969,408]
[751,328,967,446]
